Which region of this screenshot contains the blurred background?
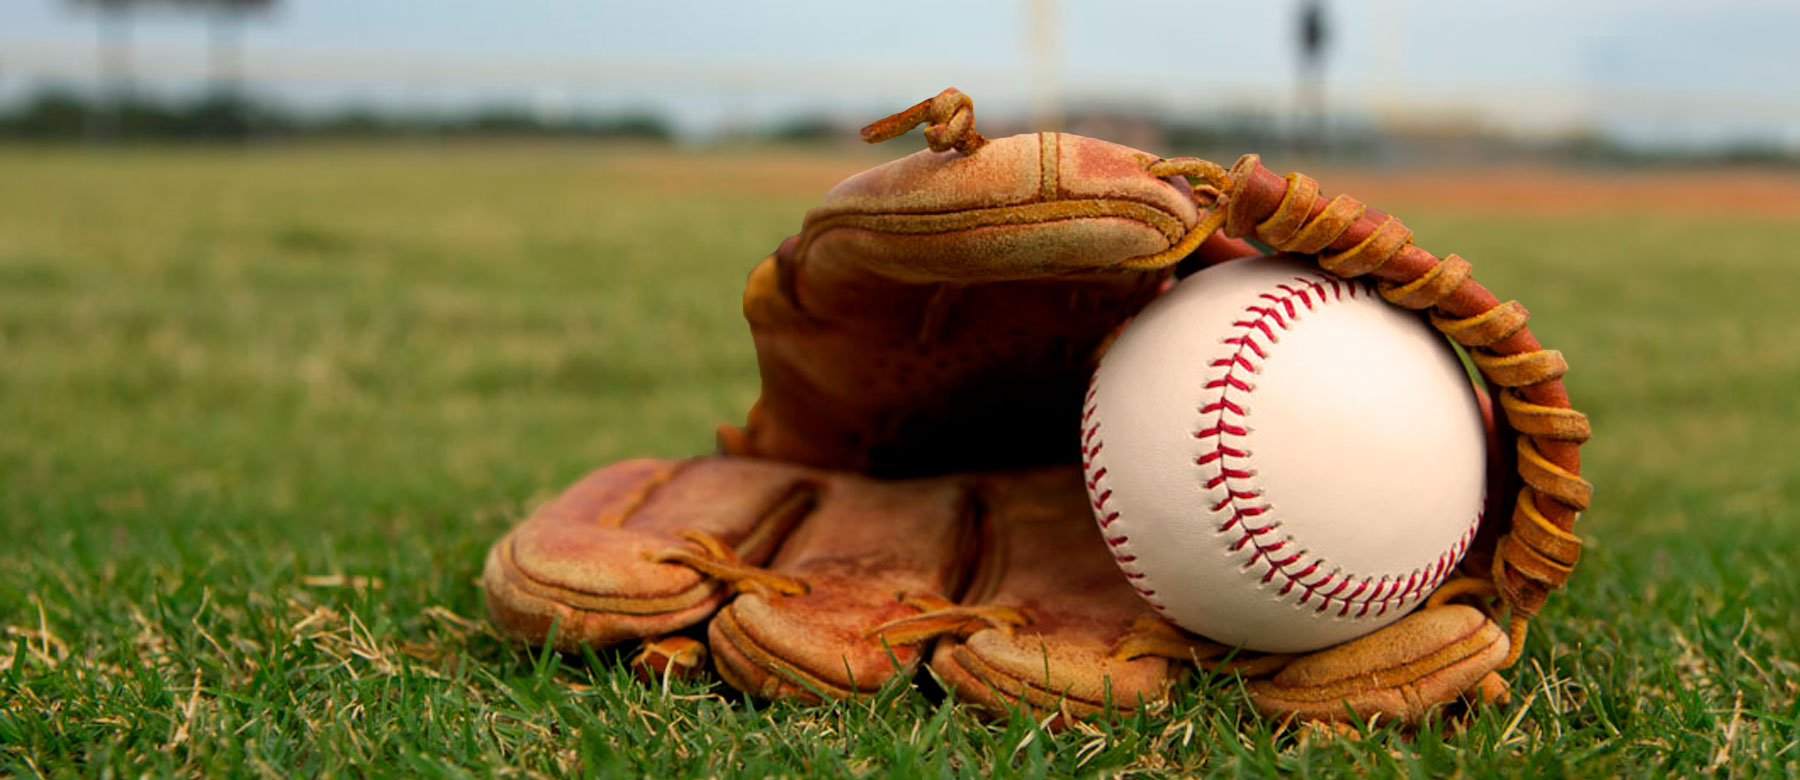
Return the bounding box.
[5,4,1800,775]
[4,0,1799,162]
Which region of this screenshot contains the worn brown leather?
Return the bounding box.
[726,103,1255,476]
[1245,604,1511,725]
[481,458,819,651]
[928,468,1175,722]
[479,88,1591,730]
[708,472,978,702]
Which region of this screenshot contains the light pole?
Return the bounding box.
[1027,0,1062,132]
[1296,0,1329,153]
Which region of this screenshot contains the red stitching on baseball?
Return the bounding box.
[1084,272,1482,626]
[1211,354,1257,372]
[1261,292,1298,319]
[1205,376,1254,392]
[1222,335,1268,359]
[1084,369,1174,614]
[1200,399,1247,416]
[1085,466,1107,491]
[1276,283,1314,311]
[1184,274,1480,618]
[1246,306,1287,330]
[1196,422,1249,438]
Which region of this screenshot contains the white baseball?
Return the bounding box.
[1082,255,1486,654]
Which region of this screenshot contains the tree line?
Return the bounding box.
[0,89,675,141]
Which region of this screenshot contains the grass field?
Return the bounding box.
[3,141,1798,778]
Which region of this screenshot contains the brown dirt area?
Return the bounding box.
[1304,166,1800,218]
[617,147,1800,218]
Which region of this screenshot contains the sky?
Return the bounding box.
[3,0,1798,147]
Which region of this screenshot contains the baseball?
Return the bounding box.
[1082,255,1486,654]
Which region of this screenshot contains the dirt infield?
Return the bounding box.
[619,147,1800,218]
[1306,166,1800,218]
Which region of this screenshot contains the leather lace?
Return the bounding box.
[860,88,987,156]
[652,530,809,598]
[1109,615,1295,677]
[864,593,1029,647]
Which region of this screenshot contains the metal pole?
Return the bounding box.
[91,0,132,143]
[1027,0,1062,131]
[1296,0,1329,153]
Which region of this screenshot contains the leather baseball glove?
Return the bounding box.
[481,89,1592,727]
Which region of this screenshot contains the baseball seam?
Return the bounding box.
[1082,386,1166,609]
[1083,273,1480,621]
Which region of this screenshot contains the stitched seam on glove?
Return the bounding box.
[802,199,1188,243]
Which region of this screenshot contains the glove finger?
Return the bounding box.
[1244,603,1510,726]
[707,472,978,703]
[796,129,1199,285]
[481,457,817,651]
[736,99,1257,474]
[929,466,1176,727]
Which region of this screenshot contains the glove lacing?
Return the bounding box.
[655,531,1027,649]
[652,530,809,598]
[1143,153,1593,669]
[864,593,1030,647]
[1109,615,1296,676]
[1108,574,1505,679]
[855,88,1594,672]
[859,88,987,156]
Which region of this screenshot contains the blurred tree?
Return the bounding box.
[180,0,277,138]
[178,0,276,101]
[69,0,275,139]
[70,0,131,140]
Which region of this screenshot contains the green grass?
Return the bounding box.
[2,142,1797,778]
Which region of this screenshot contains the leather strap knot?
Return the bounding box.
[864,593,1029,646]
[652,530,809,598]
[860,88,987,156]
